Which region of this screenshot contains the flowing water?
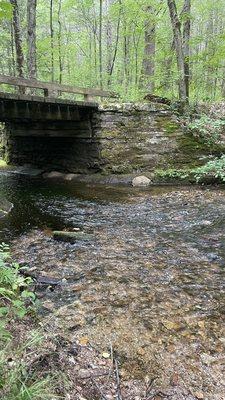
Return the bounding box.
[1,170,225,399]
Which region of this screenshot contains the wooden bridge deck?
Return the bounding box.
[0,74,117,124]
[0,91,99,109]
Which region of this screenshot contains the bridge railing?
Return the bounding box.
[0,74,116,102]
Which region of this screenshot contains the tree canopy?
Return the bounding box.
[0,0,224,102]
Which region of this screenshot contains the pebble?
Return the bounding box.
[195,391,204,399]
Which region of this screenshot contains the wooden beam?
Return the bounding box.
[0,74,116,98]
[0,92,98,108]
[11,128,92,138]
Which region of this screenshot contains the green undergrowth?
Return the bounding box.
[187,115,225,146]
[0,159,7,168]
[156,155,225,184]
[194,155,225,183]
[0,243,57,400]
[155,168,191,182]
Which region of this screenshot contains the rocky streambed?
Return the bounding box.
[1,172,225,399]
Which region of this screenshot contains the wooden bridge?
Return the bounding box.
[0,75,115,123]
[0,75,117,172]
[0,75,115,138]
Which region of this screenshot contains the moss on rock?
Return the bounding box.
[155,117,180,136]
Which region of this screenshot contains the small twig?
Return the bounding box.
[109,343,123,400]
[114,358,123,400]
[145,377,157,397]
[103,342,114,386]
[79,371,110,380]
[91,378,108,400]
[147,391,170,400]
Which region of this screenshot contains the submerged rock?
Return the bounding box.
[43,171,65,179]
[0,199,13,218]
[53,231,93,243]
[64,173,78,181]
[12,165,43,176]
[132,176,151,187]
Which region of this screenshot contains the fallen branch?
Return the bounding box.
[114,358,123,400]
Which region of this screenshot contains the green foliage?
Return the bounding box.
[0,335,56,400]
[0,244,57,400]
[0,243,35,323]
[156,155,225,184]
[2,0,225,101]
[155,168,190,180]
[0,1,12,20]
[188,115,225,145]
[194,155,225,183]
[0,160,7,167]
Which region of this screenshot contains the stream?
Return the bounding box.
[1,170,225,399]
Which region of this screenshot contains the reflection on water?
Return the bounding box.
[1,171,225,397]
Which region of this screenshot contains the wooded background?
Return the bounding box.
[0,0,223,102]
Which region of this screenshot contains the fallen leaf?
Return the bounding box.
[170,373,179,386]
[102,352,110,359]
[195,391,204,399]
[79,337,89,346]
[163,321,181,330]
[137,347,145,356]
[198,321,205,329]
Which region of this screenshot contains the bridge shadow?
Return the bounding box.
[1,95,102,173]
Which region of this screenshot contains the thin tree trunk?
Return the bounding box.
[123,19,130,90]
[108,0,122,85]
[99,0,103,89]
[10,0,24,78]
[57,0,62,84]
[141,6,156,92]
[106,0,112,78]
[10,21,16,76]
[182,0,191,99]
[27,0,37,80]
[50,0,54,82]
[133,32,141,87]
[167,0,187,103]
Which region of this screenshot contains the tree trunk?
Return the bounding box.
[99,0,103,89]
[10,21,16,76]
[123,19,130,90]
[167,0,187,103]
[27,0,37,80]
[182,0,191,99]
[142,6,156,92]
[106,0,112,78]
[10,0,24,78]
[50,0,54,82]
[108,0,122,85]
[57,0,63,84]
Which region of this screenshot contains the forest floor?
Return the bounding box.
[10,315,208,400]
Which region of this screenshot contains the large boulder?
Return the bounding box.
[132,176,151,187]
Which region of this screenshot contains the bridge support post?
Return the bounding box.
[44,88,58,98]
